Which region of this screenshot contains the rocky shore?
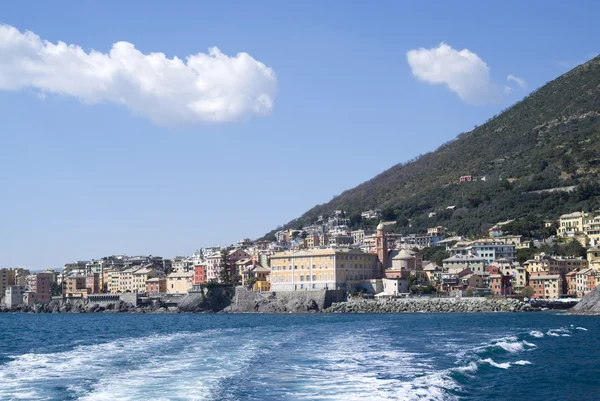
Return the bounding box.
[0,300,182,314]
[567,286,600,314]
[0,293,538,314]
[325,298,535,313]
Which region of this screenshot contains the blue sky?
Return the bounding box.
[0,0,598,270]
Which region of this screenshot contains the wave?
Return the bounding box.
[0,328,270,401]
[481,358,511,369]
[529,330,544,338]
[575,327,588,331]
[513,360,532,365]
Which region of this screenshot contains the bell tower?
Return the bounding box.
[376,221,388,274]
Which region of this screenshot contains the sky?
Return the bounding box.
[0,0,598,270]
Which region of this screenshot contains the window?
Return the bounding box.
[312,275,316,281]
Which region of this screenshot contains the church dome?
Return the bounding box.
[393,249,415,260]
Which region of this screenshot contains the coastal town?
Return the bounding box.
[2,208,600,310]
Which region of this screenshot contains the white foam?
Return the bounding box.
[482,358,511,369]
[513,360,532,366]
[576,327,588,331]
[529,330,544,338]
[494,341,524,353]
[0,328,266,401]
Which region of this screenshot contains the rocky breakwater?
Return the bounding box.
[0,300,172,314]
[325,297,534,313]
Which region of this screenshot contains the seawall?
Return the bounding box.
[325,297,534,313]
[226,288,345,313]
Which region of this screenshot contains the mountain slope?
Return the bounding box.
[265,55,600,238]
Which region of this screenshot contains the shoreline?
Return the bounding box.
[0,297,542,314]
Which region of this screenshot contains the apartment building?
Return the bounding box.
[269,248,380,291]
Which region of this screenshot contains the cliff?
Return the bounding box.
[568,287,600,314]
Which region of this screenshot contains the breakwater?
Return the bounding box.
[325,297,534,313]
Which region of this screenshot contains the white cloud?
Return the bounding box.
[0,24,277,126]
[507,74,526,88]
[406,43,502,105]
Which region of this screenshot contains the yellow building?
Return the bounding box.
[108,270,121,293]
[63,275,87,298]
[523,254,588,276]
[132,267,157,293]
[118,268,136,293]
[557,211,589,236]
[166,271,193,294]
[269,248,380,291]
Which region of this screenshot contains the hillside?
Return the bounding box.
[264,55,600,239]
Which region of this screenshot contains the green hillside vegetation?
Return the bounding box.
[263,55,600,240]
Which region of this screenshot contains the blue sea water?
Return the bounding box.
[0,312,598,401]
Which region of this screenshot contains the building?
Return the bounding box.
[351,229,373,245]
[390,249,422,271]
[193,264,207,285]
[63,261,89,276]
[488,265,513,296]
[206,249,251,283]
[380,278,410,296]
[423,262,444,283]
[63,275,87,298]
[241,264,271,290]
[427,226,446,236]
[166,271,193,294]
[488,220,515,238]
[487,260,527,292]
[146,277,167,295]
[529,272,562,299]
[442,254,487,274]
[86,274,100,294]
[557,211,589,237]
[461,273,484,289]
[25,273,55,303]
[575,268,597,297]
[401,232,444,247]
[449,240,517,264]
[524,254,588,278]
[117,268,137,293]
[566,271,578,296]
[132,267,158,293]
[361,209,382,220]
[4,285,23,308]
[269,248,380,291]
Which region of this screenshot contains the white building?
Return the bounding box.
[4,285,23,308]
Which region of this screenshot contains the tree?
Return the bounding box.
[218,249,233,284]
[50,282,62,296]
[522,286,535,298]
[563,240,586,258]
[246,277,258,289]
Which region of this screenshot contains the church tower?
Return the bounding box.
[376,221,388,274]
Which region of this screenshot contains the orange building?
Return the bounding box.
[529,271,562,299]
[193,264,207,285]
[146,277,167,295]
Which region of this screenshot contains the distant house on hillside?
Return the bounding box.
[459,175,472,183]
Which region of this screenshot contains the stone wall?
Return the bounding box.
[326,297,533,313]
[227,288,345,313]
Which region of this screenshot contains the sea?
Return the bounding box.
[0,312,598,401]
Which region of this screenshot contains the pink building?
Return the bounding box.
[86,273,100,294]
[206,249,251,282]
[27,272,54,303]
